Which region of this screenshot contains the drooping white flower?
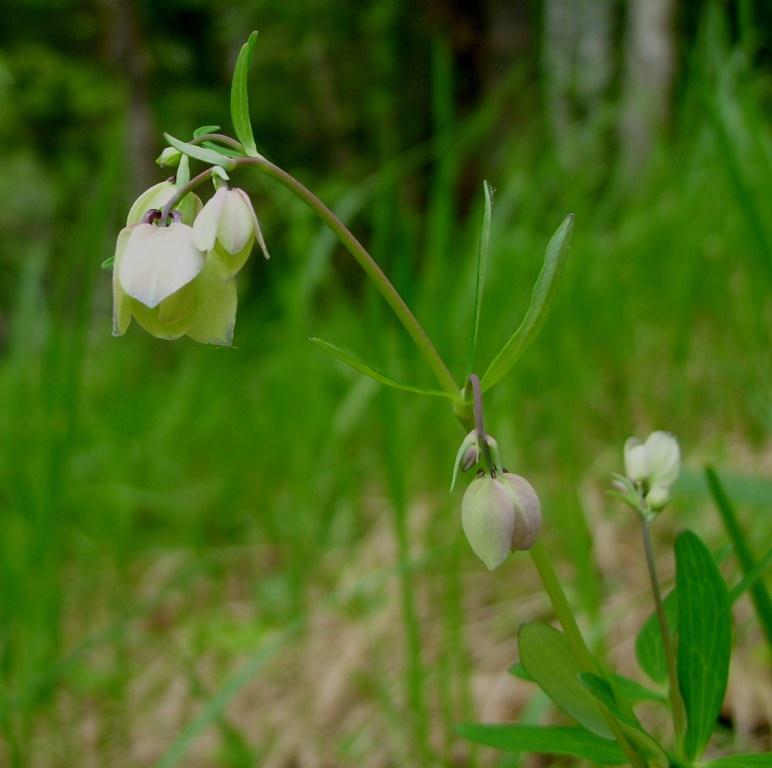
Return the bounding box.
[112,221,237,346]
[125,180,202,227]
[193,186,268,278]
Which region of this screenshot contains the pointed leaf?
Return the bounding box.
[676,530,732,761]
[164,134,236,170]
[201,141,244,158]
[607,673,666,704]
[636,588,678,683]
[456,724,626,764]
[518,622,612,738]
[468,181,493,372]
[193,124,221,138]
[230,31,259,157]
[310,337,460,402]
[480,213,574,391]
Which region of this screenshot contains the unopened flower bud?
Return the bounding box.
[156,146,182,167]
[192,186,269,277]
[645,486,670,511]
[461,472,541,570]
[624,431,680,492]
[461,443,479,472]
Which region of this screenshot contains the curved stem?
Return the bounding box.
[469,374,494,470]
[160,167,216,222]
[190,133,244,153]
[235,156,459,397]
[641,518,686,755]
[529,543,647,768]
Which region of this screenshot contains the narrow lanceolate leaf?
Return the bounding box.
[456,724,626,764]
[706,465,772,646]
[635,587,678,684]
[480,213,574,392]
[676,530,732,761]
[518,622,612,738]
[579,673,669,768]
[468,181,493,373]
[164,134,236,170]
[607,673,666,705]
[230,31,260,157]
[310,338,460,401]
[730,546,772,604]
[703,755,772,767]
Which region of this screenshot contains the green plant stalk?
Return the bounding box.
[237,156,460,398]
[529,542,647,768]
[641,518,686,755]
[706,466,772,646]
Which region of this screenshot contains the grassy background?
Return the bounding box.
[1,1,771,765]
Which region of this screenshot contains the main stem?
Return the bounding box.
[529,543,647,768]
[641,518,686,754]
[235,156,460,399]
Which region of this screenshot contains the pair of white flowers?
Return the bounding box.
[112,180,268,345]
[624,430,680,511]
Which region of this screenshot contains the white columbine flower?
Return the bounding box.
[624,431,680,493]
[112,220,237,346]
[192,186,269,278]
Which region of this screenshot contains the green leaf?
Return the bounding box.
[193,124,221,138]
[706,465,772,646]
[636,588,678,684]
[101,255,114,270]
[507,661,533,681]
[676,530,732,761]
[456,724,626,764]
[163,134,236,170]
[607,673,666,704]
[468,180,493,372]
[730,546,772,604]
[480,213,573,392]
[518,622,612,738]
[703,755,772,767]
[579,673,669,767]
[230,31,259,158]
[201,141,244,158]
[310,337,460,402]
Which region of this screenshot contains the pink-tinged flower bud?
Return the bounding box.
[461,443,479,472]
[461,472,541,570]
[192,186,269,278]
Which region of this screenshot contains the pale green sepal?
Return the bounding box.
[164,133,237,170]
[230,32,260,157]
[451,430,479,492]
[481,213,574,392]
[126,180,176,226]
[112,227,133,336]
[185,261,238,346]
[210,242,251,281]
[175,154,191,188]
[217,189,256,254]
[461,476,515,570]
[129,283,196,341]
[310,337,461,401]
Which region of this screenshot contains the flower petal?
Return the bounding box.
[234,188,269,259]
[185,260,238,346]
[119,223,205,309]
[217,189,255,255]
[129,283,195,340]
[112,227,133,336]
[192,187,227,252]
[645,431,680,489]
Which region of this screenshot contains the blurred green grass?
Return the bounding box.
[0,2,771,765]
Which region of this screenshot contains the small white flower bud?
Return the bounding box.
[461,472,542,570]
[156,147,182,167]
[624,438,651,483]
[645,486,670,511]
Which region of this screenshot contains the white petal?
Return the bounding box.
[645,431,680,489]
[126,181,177,226]
[192,187,227,252]
[112,228,133,336]
[624,438,650,482]
[217,189,255,255]
[119,223,205,309]
[234,188,269,259]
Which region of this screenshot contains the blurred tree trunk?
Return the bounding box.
[542,0,615,170]
[98,0,156,193]
[619,0,677,176]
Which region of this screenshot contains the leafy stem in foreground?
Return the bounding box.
[641,518,687,756]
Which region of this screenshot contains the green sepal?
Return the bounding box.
[164,134,237,170]
[230,31,260,158]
